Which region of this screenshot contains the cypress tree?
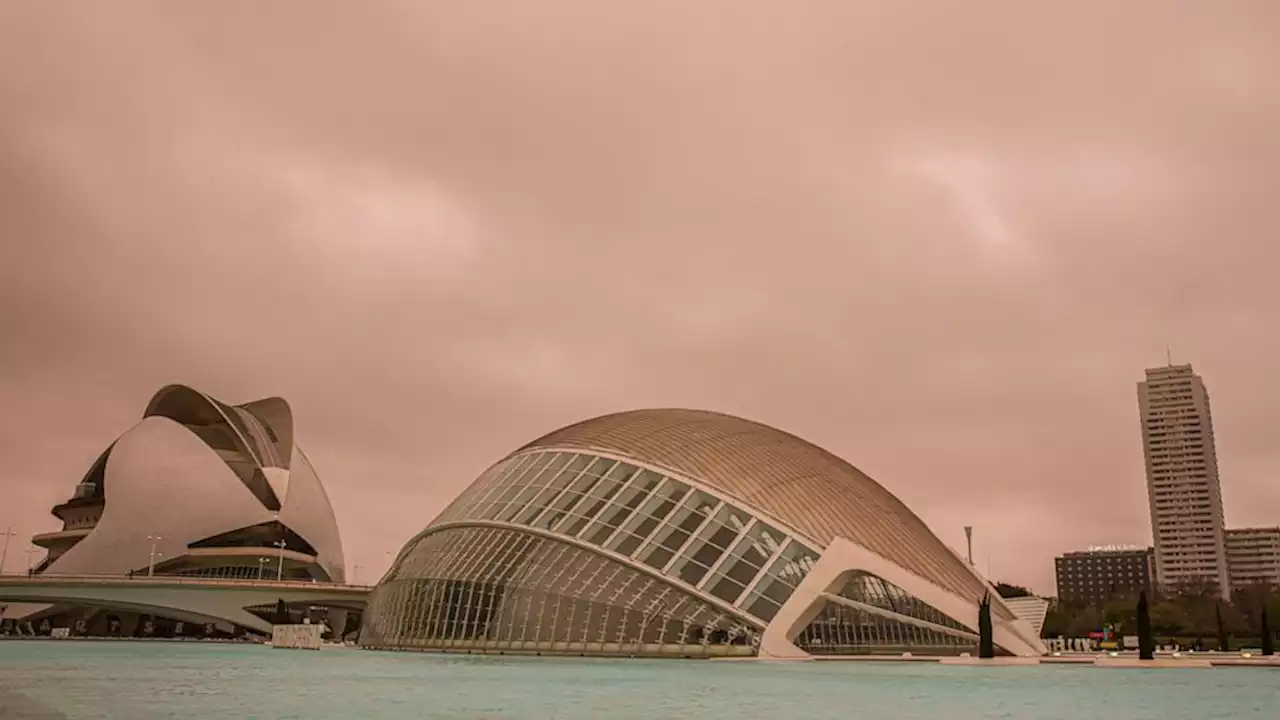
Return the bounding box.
[1215,603,1229,652]
[1261,606,1274,657]
[978,593,995,659]
[1136,591,1155,660]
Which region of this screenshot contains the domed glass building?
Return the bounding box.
[361,409,1045,658]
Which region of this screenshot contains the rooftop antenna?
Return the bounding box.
[964,526,974,565]
[1166,346,1173,367]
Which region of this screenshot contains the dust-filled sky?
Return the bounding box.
[2,1,1279,593]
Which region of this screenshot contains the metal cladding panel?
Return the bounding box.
[517,409,992,607]
[45,416,276,575]
[280,448,346,582]
[240,397,295,468]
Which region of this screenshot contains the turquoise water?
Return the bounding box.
[0,642,1275,719]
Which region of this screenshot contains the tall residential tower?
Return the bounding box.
[1138,363,1230,597]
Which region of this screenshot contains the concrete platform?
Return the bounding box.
[938,656,1041,666]
[1207,656,1280,667]
[713,652,1278,667]
[1093,657,1213,669]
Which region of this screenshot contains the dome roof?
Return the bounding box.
[520,408,990,605]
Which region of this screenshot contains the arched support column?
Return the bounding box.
[758,537,1046,658]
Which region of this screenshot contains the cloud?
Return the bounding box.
[2,0,1280,593]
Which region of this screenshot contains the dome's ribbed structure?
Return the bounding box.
[520,409,989,606]
[363,409,1047,658]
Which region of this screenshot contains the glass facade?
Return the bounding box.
[794,571,979,656]
[423,449,821,627]
[361,526,757,656]
[363,448,835,656]
[522,409,1013,618]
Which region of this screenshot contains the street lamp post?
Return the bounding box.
[1,526,16,576]
[257,557,269,581]
[273,539,287,582]
[147,535,163,577]
[352,563,363,585]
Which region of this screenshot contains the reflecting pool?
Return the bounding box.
[0,642,1274,719]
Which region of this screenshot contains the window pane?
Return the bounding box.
[640,546,675,571]
[596,476,662,550]
[749,542,818,608]
[676,557,714,586]
[714,522,783,589]
[617,480,687,542]
[634,491,716,568]
[555,468,630,538]
[491,453,558,521]
[511,454,581,525]
[612,533,645,558]
[747,595,781,621]
[479,456,536,519]
[708,575,746,604]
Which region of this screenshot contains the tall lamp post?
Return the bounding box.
[273,539,287,582]
[1,526,16,576]
[257,557,269,581]
[147,535,163,577]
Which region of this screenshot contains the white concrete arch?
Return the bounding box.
[759,537,1046,658]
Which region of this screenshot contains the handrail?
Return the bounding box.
[0,572,373,590]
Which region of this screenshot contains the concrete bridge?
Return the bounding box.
[0,574,371,635]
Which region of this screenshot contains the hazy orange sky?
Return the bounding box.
[2,1,1279,593]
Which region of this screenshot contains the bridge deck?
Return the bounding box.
[0,573,372,593]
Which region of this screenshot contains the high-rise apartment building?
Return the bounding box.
[1138,363,1231,597]
[1225,527,1280,591]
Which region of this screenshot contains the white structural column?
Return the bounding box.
[757,537,1046,659]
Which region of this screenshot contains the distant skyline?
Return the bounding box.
[2,1,1280,595]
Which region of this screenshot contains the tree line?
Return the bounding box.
[997,580,1280,649]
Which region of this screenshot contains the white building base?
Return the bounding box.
[271,624,323,650]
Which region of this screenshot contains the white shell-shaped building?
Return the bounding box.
[361,409,1046,657]
[34,384,345,584]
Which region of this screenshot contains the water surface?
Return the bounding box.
[0,642,1274,719]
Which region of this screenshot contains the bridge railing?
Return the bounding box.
[0,572,373,591]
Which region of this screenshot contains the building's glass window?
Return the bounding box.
[608,478,689,557]
[742,541,818,621]
[493,453,569,523]
[511,454,582,525]
[444,449,823,624]
[474,454,540,520]
[360,525,759,657]
[703,521,784,604]
[530,456,607,531]
[633,490,717,572]
[669,505,751,587]
[585,469,663,548]
[556,461,634,538]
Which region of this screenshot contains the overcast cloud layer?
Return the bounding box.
[2,1,1279,592]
